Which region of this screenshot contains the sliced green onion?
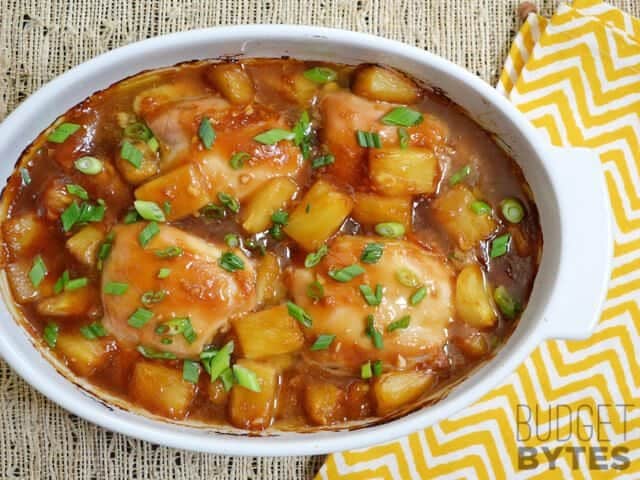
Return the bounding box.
[372,360,383,377]
[311,154,335,169]
[162,201,172,215]
[198,117,216,149]
[160,338,173,345]
[19,167,31,186]
[139,221,160,247]
[381,107,423,127]
[230,151,250,170]
[224,233,240,248]
[310,334,335,351]
[147,137,160,152]
[29,255,47,287]
[66,184,89,200]
[219,252,244,272]
[244,237,266,256]
[356,130,382,148]
[410,286,427,305]
[293,111,313,159]
[361,242,384,264]
[183,360,201,384]
[233,364,261,392]
[328,264,365,282]
[361,361,373,379]
[205,341,234,381]
[287,301,312,328]
[48,123,80,143]
[304,244,328,268]
[157,267,171,279]
[200,203,226,219]
[449,165,471,185]
[65,277,88,291]
[124,122,153,141]
[271,210,289,225]
[268,224,283,240]
[501,198,525,223]
[494,286,521,319]
[395,267,420,288]
[54,270,69,294]
[123,209,140,224]
[303,66,337,84]
[253,128,295,145]
[366,315,384,349]
[217,192,240,213]
[137,345,176,360]
[470,200,492,215]
[398,127,410,149]
[490,233,511,258]
[74,156,103,175]
[43,322,59,348]
[387,315,411,332]
[360,284,383,306]
[128,308,153,328]
[134,200,166,222]
[141,290,167,305]
[97,232,114,271]
[154,246,183,258]
[120,141,143,168]
[80,322,108,340]
[103,281,129,295]
[375,222,405,238]
[61,201,105,231]
[306,281,324,301]
[161,317,196,343]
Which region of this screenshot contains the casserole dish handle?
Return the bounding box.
[541,146,612,340]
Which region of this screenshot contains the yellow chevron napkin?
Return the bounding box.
[317,1,640,478]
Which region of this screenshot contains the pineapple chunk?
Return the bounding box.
[352,193,412,229]
[207,381,230,407]
[66,225,105,267]
[255,252,286,306]
[352,65,420,104]
[430,185,496,251]
[233,305,304,359]
[36,288,95,317]
[373,371,435,415]
[284,180,353,251]
[229,359,279,430]
[206,63,255,105]
[455,264,497,328]
[56,332,111,377]
[369,147,439,196]
[304,382,344,426]
[130,361,196,419]
[290,73,319,105]
[6,260,54,303]
[2,213,48,257]
[241,177,298,234]
[115,140,159,185]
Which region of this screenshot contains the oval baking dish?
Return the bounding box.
[0,26,611,455]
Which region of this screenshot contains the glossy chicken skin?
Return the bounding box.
[289,236,454,372]
[101,223,257,358]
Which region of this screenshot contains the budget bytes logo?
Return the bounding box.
[516,403,633,471]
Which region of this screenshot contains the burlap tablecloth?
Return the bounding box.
[1,1,639,479]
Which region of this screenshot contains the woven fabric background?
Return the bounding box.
[1,1,639,479]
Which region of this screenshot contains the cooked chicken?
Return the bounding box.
[101,223,257,358]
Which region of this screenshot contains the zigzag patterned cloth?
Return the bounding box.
[317,1,640,478]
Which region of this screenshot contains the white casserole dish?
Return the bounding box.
[0,25,612,455]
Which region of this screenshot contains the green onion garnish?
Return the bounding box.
[162,201,172,215]
[356,130,382,148]
[293,111,313,159]
[328,264,365,282]
[366,315,384,349]
[137,345,177,360]
[361,361,373,379]
[124,122,153,141]
[304,244,328,268]
[361,243,384,264]
[123,209,140,224]
[398,127,410,149]
[20,167,31,186]
[253,128,295,145]
[200,203,226,219]
[80,322,108,340]
[232,364,261,392]
[224,233,240,248]
[306,281,324,301]
[97,232,114,271]
[134,200,166,222]
[43,322,59,348]
[269,224,283,240]
[449,165,471,185]
[303,66,337,84]
[310,334,335,351]
[395,267,420,288]
[311,154,335,169]
[65,277,88,291]
[360,284,383,306]
[490,233,511,258]
[28,255,47,287]
[501,198,525,223]
[183,360,201,384]
[220,368,235,391]
[287,301,312,328]
[74,156,103,175]
[471,200,492,215]
[494,286,521,319]
[141,290,167,305]
[54,270,69,294]
[217,192,240,213]
[157,268,171,279]
[381,107,423,127]
[48,123,80,143]
[66,184,89,200]
[271,210,289,225]
[128,308,153,328]
[204,341,234,381]
[121,141,143,168]
[138,221,159,247]
[219,252,244,272]
[198,117,216,149]
[103,281,128,295]
[147,137,160,152]
[154,246,183,258]
[161,317,197,344]
[230,151,250,170]
[375,222,405,238]
[410,286,427,305]
[372,360,383,377]
[60,201,106,231]
[387,315,411,332]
